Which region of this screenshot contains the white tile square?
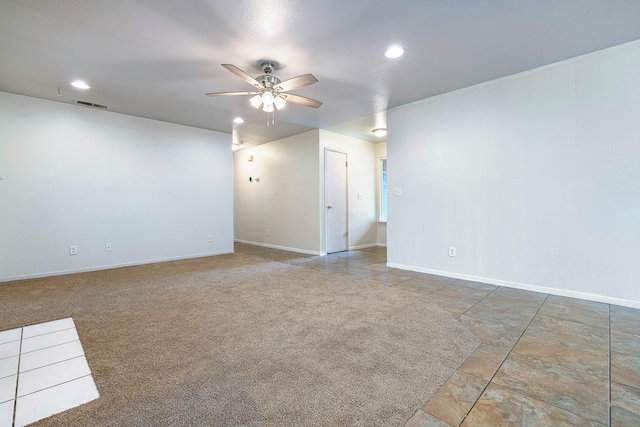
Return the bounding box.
[0,356,18,379]
[0,341,20,360]
[20,328,79,354]
[22,318,75,339]
[0,328,21,345]
[0,375,16,404]
[14,375,98,427]
[20,340,84,373]
[0,400,14,427]
[17,356,90,397]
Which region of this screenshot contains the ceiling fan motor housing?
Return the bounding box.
[257,75,281,89]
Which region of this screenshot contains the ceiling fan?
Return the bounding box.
[206,62,322,122]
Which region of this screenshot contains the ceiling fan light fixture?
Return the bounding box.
[273,96,286,110]
[263,103,275,113]
[250,94,262,109]
[261,91,274,106]
[372,128,387,137]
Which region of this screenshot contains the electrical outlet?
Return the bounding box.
[393,187,402,196]
[105,243,112,252]
[208,235,213,242]
[265,229,270,236]
[69,246,78,255]
[448,247,456,257]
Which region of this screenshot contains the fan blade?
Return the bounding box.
[276,74,318,92]
[222,64,261,88]
[206,91,260,97]
[282,93,323,108]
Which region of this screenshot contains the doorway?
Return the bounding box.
[325,149,348,254]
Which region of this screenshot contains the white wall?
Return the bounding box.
[0,92,234,281]
[376,141,387,246]
[388,40,640,308]
[319,130,378,252]
[234,130,321,254]
[233,130,378,255]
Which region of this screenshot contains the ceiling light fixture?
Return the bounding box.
[384,45,405,59]
[233,117,244,124]
[71,80,90,89]
[206,61,322,127]
[372,128,387,137]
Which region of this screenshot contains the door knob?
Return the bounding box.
[327,205,332,209]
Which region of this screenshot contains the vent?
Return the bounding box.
[76,100,109,109]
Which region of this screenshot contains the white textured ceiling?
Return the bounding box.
[1,1,640,146]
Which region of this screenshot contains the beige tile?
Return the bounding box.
[459,344,508,381]
[611,382,640,426]
[611,305,640,335]
[367,272,412,286]
[462,383,605,427]
[422,371,488,426]
[491,286,548,301]
[464,301,538,329]
[394,278,448,296]
[611,328,640,356]
[492,352,609,424]
[512,314,609,379]
[538,295,609,329]
[426,286,492,316]
[453,280,497,292]
[404,410,452,427]
[611,351,640,390]
[416,274,457,285]
[457,315,523,350]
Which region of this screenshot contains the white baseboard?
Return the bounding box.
[377,243,387,247]
[349,243,380,250]
[0,250,234,284]
[386,262,640,309]
[235,240,322,256]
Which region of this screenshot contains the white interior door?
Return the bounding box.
[326,150,348,253]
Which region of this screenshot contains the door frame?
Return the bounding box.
[324,148,349,254]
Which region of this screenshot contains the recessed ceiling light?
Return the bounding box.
[71,80,90,89]
[384,45,404,59]
[233,117,244,124]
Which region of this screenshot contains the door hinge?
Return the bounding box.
[345,162,348,167]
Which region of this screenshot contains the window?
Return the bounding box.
[380,158,387,222]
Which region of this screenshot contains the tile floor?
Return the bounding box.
[237,243,640,426]
[0,318,98,427]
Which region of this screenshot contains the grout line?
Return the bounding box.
[14,374,93,400]
[532,312,610,331]
[21,326,75,341]
[18,354,85,376]
[609,304,612,426]
[11,328,23,427]
[457,293,550,426]
[19,339,81,356]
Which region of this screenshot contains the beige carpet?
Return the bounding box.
[0,253,479,426]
